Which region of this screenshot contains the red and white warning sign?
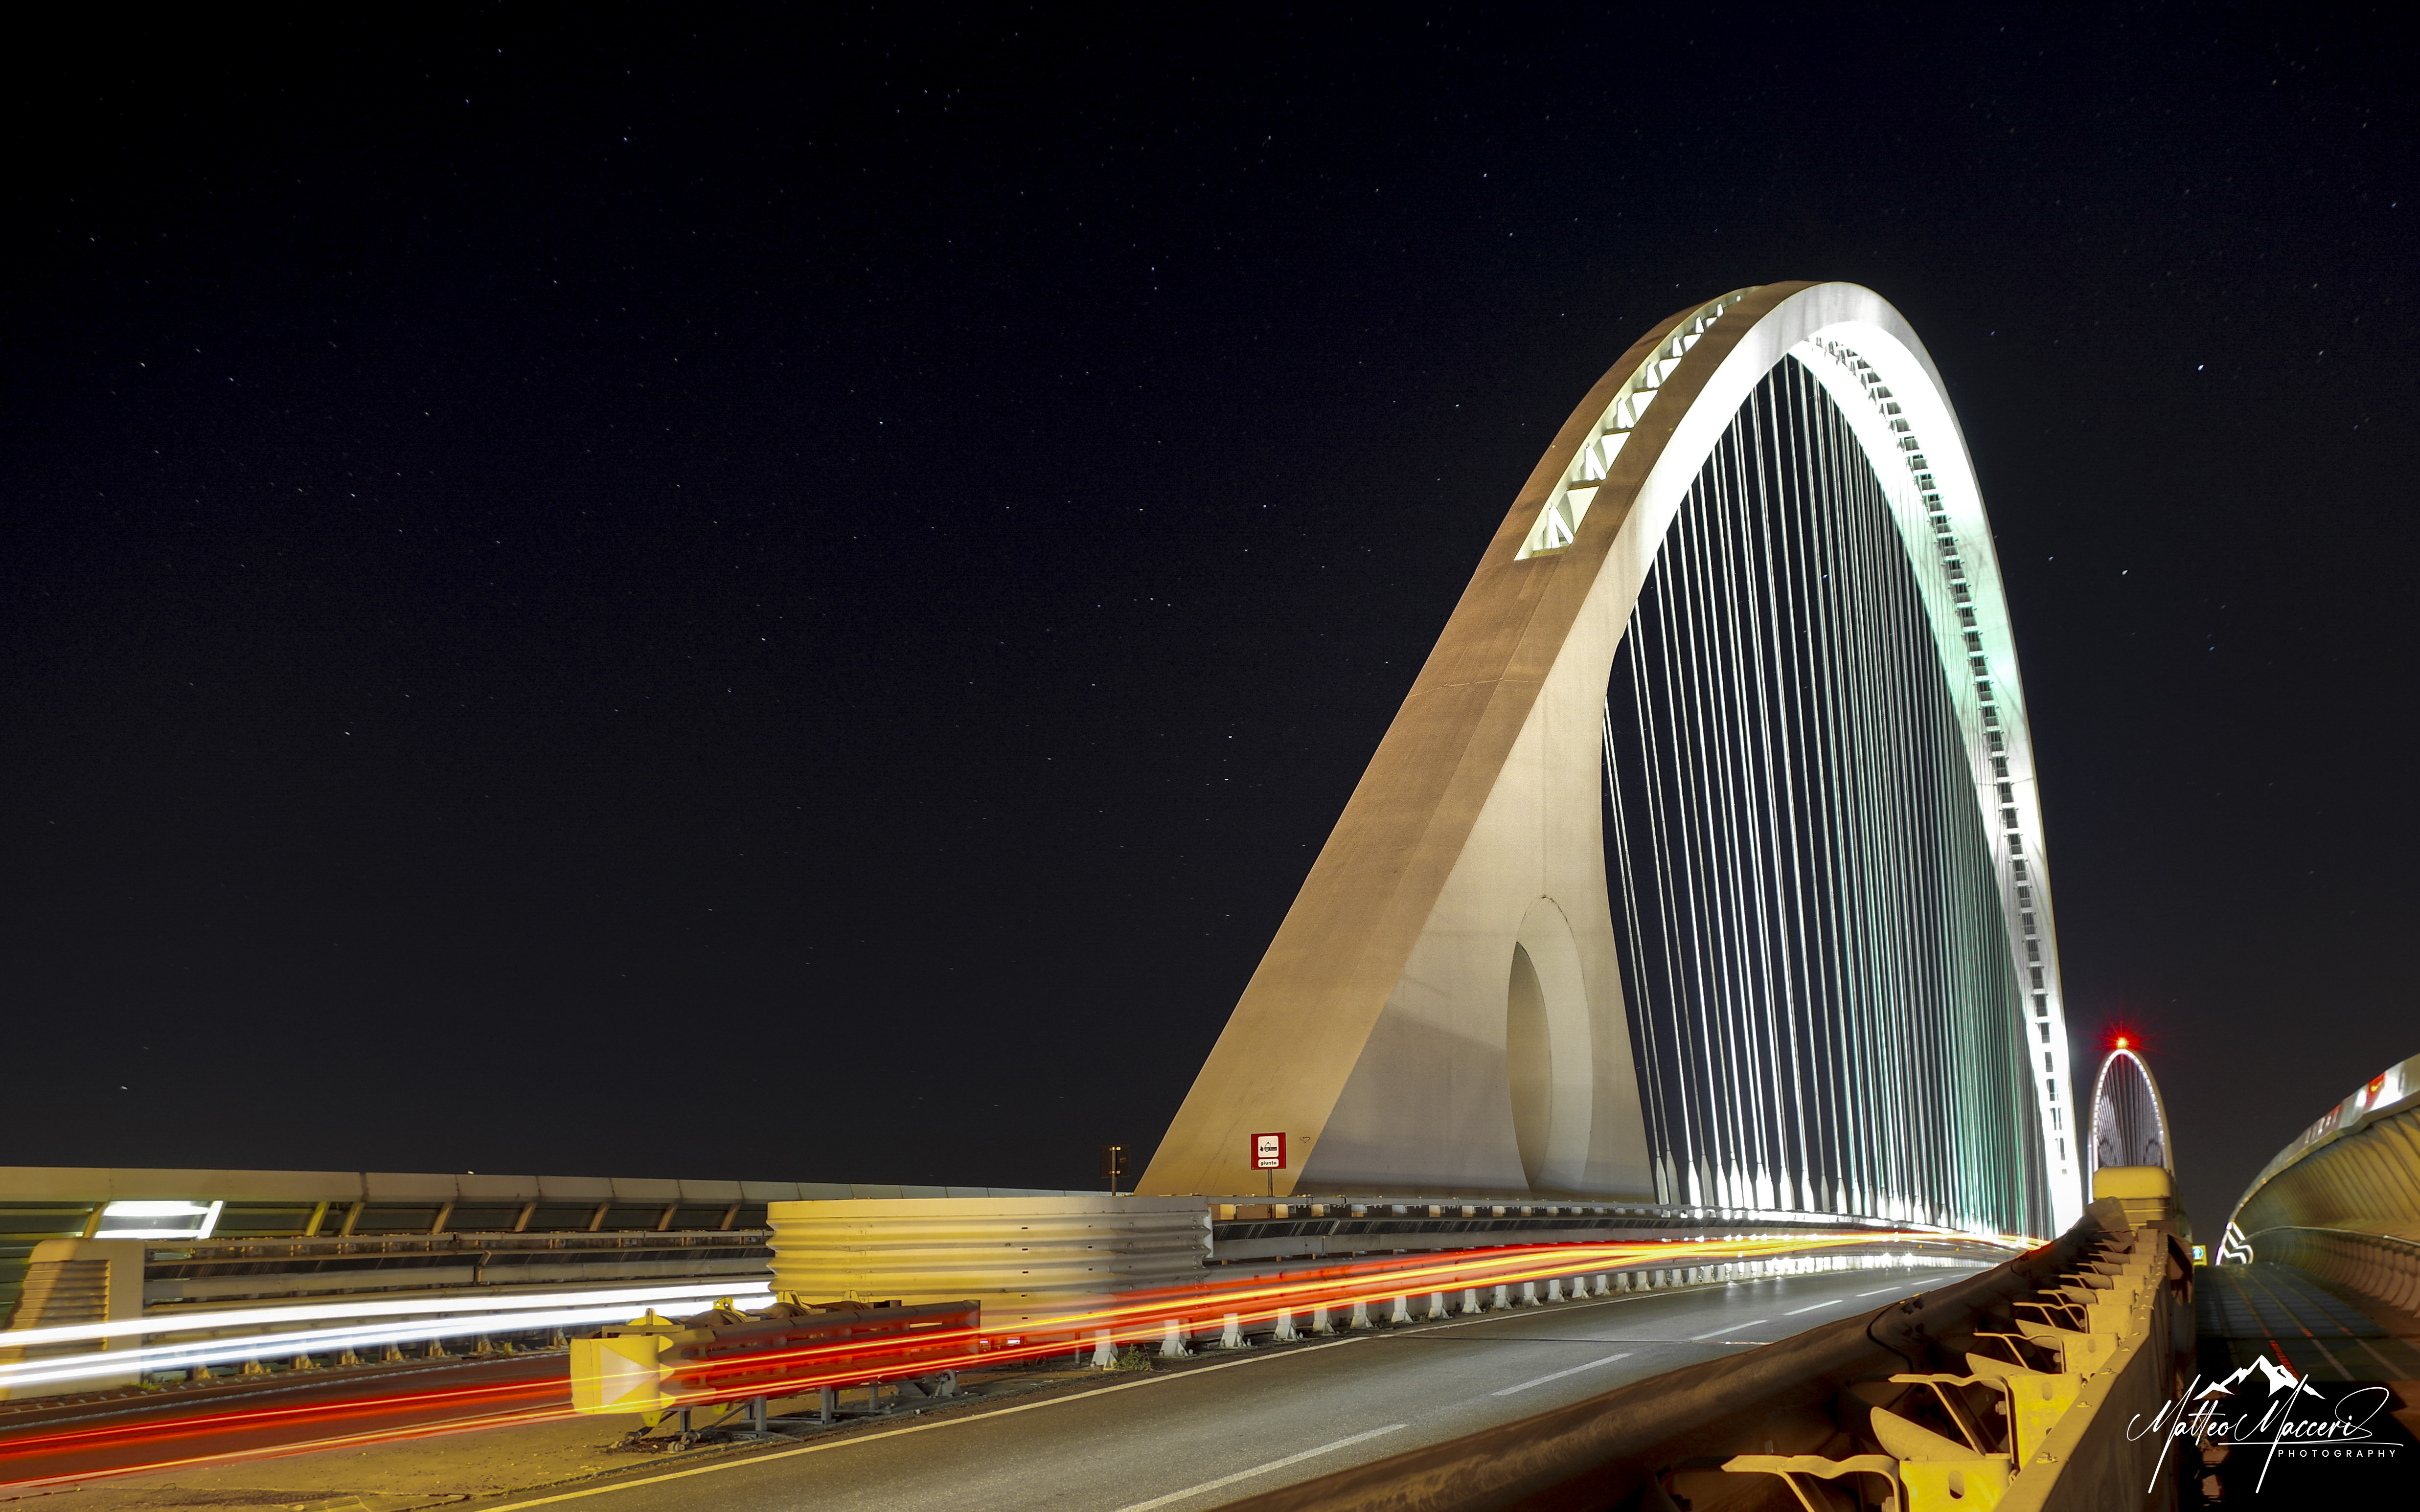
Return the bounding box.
[1250,1131,1287,1171]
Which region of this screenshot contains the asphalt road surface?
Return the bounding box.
[0,1352,564,1486]
[489,1261,1986,1512]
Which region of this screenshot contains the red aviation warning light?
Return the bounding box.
[2102,1018,2148,1056]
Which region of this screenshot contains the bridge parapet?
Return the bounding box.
[2222,1051,2420,1320]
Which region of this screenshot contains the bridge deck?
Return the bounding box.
[14,1264,1978,1511]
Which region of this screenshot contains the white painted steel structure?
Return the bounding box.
[1143,282,2078,1237]
[1566,287,2076,1233]
[2086,1047,2173,1178]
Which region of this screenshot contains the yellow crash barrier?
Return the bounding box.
[1725,1226,2171,1512]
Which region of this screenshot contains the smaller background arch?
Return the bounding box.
[2087,1047,2173,1175]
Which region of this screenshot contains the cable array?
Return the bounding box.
[1603,356,2049,1238]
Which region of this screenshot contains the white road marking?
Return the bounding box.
[1783,1300,1843,1315]
[1856,1286,1914,1297]
[470,1269,1951,1512]
[1105,1423,1409,1512]
[1688,1323,1763,1339]
[476,1337,1370,1511]
[1491,1351,1635,1396]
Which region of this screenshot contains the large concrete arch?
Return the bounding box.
[1140,283,2077,1228]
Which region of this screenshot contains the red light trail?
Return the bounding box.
[0,1229,2021,1490]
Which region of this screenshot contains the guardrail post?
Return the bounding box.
[1310,1305,1336,1335]
[1518,1282,1540,1307]
[1389,1296,1413,1325]
[1217,1314,1248,1349]
[1159,1319,1192,1358]
[1459,1288,1481,1315]
[1272,1310,1301,1341]
[1592,1272,1609,1295]
[1091,1329,1118,1367]
[1427,1291,1448,1320]
[1490,1285,1512,1310]
[1349,1301,1374,1330]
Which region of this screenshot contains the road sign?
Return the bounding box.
[1250,1132,1286,1171]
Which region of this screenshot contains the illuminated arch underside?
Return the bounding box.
[2088,1048,2174,1177]
[1138,282,2079,1236]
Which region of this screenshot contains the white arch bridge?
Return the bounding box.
[1,286,2211,1512]
[1144,282,2081,1241]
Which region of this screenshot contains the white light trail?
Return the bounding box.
[0,1279,774,1352]
[0,1291,774,1390]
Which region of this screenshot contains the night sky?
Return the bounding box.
[6,9,2411,1235]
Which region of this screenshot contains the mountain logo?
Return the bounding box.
[2197,1355,2302,1399]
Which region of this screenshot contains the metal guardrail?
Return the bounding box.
[0,1201,776,1323]
[572,1299,980,1433]
[1207,1203,1930,1264]
[143,1230,775,1309]
[0,1165,1103,1322]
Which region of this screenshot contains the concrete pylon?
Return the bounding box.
[1124,286,1738,1200]
[1137,295,1845,1202]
